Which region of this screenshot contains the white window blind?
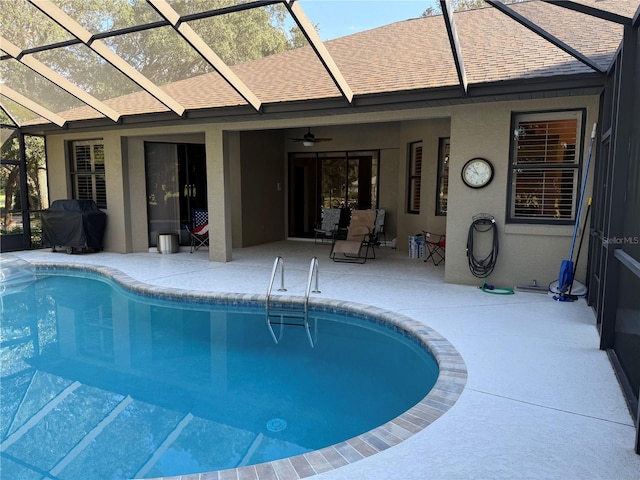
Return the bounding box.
[509,112,583,222]
[71,140,106,208]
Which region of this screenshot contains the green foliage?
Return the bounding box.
[1,131,47,234]
[0,0,306,105]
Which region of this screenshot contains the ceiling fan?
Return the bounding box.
[290,127,332,147]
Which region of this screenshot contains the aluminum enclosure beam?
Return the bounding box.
[0,85,67,127]
[147,0,262,112]
[284,0,354,103]
[0,37,121,122]
[440,0,468,94]
[0,104,21,128]
[486,0,606,73]
[540,0,632,25]
[0,1,283,61]
[30,0,186,117]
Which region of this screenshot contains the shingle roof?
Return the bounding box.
[24,0,638,125]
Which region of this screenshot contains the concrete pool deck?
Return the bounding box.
[12,241,640,479]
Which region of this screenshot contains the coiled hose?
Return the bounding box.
[467,215,514,295]
[467,215,499,278]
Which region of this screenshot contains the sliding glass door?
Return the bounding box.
[288,150,378,238]
[144,142,207,247]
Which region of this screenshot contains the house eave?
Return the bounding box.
[19,73,606,136]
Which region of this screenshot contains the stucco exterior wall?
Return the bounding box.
[45,131,129,253]
[40,96,598,286]
[395,118,451,248]
[45,126,214,255]
[445,95,599,288]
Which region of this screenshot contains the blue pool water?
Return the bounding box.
[0,268,439,480]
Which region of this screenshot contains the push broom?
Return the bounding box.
[556,123,597,297]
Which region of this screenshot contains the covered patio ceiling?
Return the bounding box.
[1,0,639,133]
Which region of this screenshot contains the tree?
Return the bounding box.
[422,0,526,17]
[0,0,307,105]
[1,129,47,238]
[1,1,314,244]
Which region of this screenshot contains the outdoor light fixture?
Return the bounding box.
[290,127,332,147]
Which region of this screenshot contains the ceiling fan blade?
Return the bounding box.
[289,128,332,143]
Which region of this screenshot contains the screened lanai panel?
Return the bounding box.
[31,37,166,102]
[508,0,627,70]
[322,14,459,94]
[183,6,343,103]
[3,57,92,114]
[0,95,39,125]
[1,0,354,123]
[0,0,74,50]
[167,0,255,17]
[0,127,17,148]
[183,5,293,66]
[101,26,217,88]
[50,0,164,33]
[456,7,591,84]
[565,0,640,18]
[0,108,16,127]
[32,43,169,116]
[1,92,52,125]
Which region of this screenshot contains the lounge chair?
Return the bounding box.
[314,207,341,244]
[330,209,377,263]
[183,209,209,253]
[373,208,386,245]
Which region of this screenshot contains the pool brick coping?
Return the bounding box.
[33,262,468,480]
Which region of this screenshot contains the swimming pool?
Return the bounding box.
[0,261,466,480]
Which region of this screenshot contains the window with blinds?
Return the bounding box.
[407,141,422,214]
[508,111,584,223]
[70,140,107,208]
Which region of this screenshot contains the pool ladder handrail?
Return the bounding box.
[266,256,287,299]
[266,256,320,347]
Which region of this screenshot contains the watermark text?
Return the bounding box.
[602,236,640,245]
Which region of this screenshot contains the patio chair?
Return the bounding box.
[423,231,446,266]
[373,208,386,246]
[183,209,209,253]
[314,207,341,244]
[330,209,377,263]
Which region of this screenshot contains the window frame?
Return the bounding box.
[436,137,450,216]
[407,140,423,214]
[69,139,107,209]
[506,109,586,225]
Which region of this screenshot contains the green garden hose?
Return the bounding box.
[480,276,514,295]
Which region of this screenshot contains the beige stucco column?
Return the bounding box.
[103,133,130,253]
[205,126,232,262]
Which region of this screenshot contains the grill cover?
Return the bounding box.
[42,199,107,251]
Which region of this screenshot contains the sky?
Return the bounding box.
[297,0,440,40]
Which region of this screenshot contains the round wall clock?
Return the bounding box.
[461,157,494,189]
